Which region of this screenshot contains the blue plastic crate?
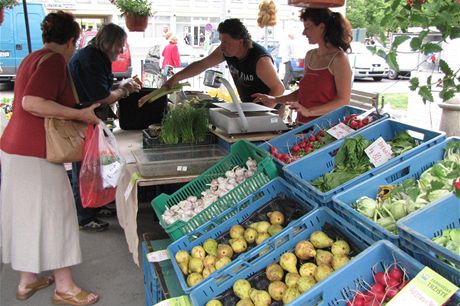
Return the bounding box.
[189,207,374,306]
[331,137,459,246]
[397,194,460,286]
[283,119,445,205]
[258,105,389,169]
[167,177,319,294]
[142,241,165,306]
[293,240,460,306]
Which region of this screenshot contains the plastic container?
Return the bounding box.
[189,207,373,306]
[331,137,459,246]
[167,177,319,294]
[142,241,165,305]
[294,240,460,306]
[152,140,279,241]
[132,144,227,177]
[397,194,460,286]
[142,129,217,149]
[258,105,388,169]
[283,119,445,205]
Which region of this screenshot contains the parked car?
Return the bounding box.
[349,41,389,81]
[78,30,132,80]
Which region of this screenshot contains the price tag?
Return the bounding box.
[124,172,140,201]
[176,166,188,172]
[364,137,393,167]
[146,249,170,262]
[387,267,459,306]
[154,296,192,306]
[101,160,122,188]
[270,117,278,124]
[326,122,355,139]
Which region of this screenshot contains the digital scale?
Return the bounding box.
[203,70,289,135]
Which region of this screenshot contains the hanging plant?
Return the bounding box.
[110,0,154,31]
[0,0,18,25]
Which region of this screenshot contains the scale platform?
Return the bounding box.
[209,102,288,135]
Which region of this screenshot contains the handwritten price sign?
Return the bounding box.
[364,137,393,167]
[326,122,355,139]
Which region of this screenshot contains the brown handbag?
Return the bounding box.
[40,52,87,163]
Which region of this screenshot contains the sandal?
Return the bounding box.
[16,275,55,300]
[52,289,99,305]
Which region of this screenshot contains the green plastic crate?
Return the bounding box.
[151,140,279,241]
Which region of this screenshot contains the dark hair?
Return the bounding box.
[217,18,252,49]
[41,11,80,45]
[89,23,127,53]
[300,8,352,52]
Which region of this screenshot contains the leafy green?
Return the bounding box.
[145,82,190,104]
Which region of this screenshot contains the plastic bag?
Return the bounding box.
[80,121,125,208]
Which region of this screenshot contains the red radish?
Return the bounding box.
[387,277,401,288]
[362,118,369,125]
[309,135,316,142]
[398,279,409,290]
[292,144,300,152]
[351,120,360,129]
[370,282,385,293]
[389,267,403,283]
[386,286,399,299]
[374,272,386,286]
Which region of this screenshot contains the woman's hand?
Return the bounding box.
[286,101,311,118]
[251,93,277,107]
[79,103,101,124]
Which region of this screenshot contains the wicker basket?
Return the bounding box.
[288,0,345,7]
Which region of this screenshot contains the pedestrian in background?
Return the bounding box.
[162,35,181,70]
[0,11,100,305]
[253,8,352,123]
[280,32,295,89]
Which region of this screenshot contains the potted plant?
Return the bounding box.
[0,0,18,25]
[380,0,460,135]
[111,0,153,32]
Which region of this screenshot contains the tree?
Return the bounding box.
[346,0,387,37]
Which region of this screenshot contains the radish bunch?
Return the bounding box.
[346,264,408,306]
[342,114,374,130]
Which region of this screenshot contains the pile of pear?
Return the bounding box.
[205,230,352,306]
[174,211,286,288]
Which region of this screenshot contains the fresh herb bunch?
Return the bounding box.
[160,104,209,145]
[0,0,18,9]
[111,0,153,16]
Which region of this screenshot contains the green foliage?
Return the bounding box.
[0,0,18,8]
[346,0,388,37]
[112,0,153,17]
[381,0,460,103]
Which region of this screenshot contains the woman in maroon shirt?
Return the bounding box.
[0,11,100,305]
[252,8,353,123]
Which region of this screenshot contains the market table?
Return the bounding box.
[113,128,283,266]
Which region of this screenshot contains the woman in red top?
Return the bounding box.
[253,8,352,123]
[0,11,100,305]
[161,35,181,69]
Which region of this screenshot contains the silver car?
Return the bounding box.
[349,41,389,81]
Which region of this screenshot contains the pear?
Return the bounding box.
[217,244,234,259]
[244,228,258,244]
[282,287,300,305]
[236,299,254,306]
[230,238,248,254]
[315,249,334,266]
[267,224,283,236]
[202,266,216,278]
[265,263,284,281]
[255,232,270,245]
[252,290,271,306]
[280,252,298,274]
[191,245,206,260]
[314,264,334,282]
[310,231,333,249]
[268,280,287,301]
[203,255,217,268]
[331,240,351,256]
[254,221,271,233]
[332,255,350,270]
[267,211,285,225]
[233,279,252,299]
[294,240,316,260]
[175,250,190,275]
[206,300,223,306]
[203,238,218,256]
[285,272,301,288]
[187,272,203,287]
[299,262,317,278]
[297,276,317,293]
[188,257,204,273]
[230,224,245,239]
[215,256,232,270]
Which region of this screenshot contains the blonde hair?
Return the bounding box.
[169,35,178,43]
[165,32,173,40]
